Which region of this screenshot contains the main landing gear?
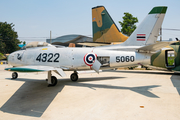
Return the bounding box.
[47,76,57,87]
[11,71,79,87]
[70,71,78,82]
[47,71,58,87]
[11,71,58,87]
[47,71,78,87]
[12,72,18,79]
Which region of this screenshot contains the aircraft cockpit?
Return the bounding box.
[26,41,49,48]
[20,41,52,50]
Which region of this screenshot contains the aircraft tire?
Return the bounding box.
[50,76,57,86]
[12,72,18,79]
[71,73,78,82]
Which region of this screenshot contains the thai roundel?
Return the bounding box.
[83,53,97,66]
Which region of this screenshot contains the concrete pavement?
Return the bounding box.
[0,65,180,120]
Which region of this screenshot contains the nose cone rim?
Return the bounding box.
[7,55,9,61]
[7,54,11,66]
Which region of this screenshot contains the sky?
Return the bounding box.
[1,0,180,43]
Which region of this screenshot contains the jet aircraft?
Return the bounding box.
[151,41,180,71]
[5,6,173,86]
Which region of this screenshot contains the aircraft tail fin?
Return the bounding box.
[92,6,128,43]
[121,6,167,46]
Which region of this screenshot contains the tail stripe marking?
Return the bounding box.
[137,34,146,41]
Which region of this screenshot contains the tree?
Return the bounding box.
[0,22,21,54]
[119,13,138,36]
[0,52,6,60]
[23,41,26,45]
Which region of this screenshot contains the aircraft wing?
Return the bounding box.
[5,66,66,77]
[137,41,177,52]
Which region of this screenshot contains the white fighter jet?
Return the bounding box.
[5,6,173,86]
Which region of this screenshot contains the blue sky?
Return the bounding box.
[1,0,180,43]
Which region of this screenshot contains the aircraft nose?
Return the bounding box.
[7,54,12,65]
[7,54,9,61]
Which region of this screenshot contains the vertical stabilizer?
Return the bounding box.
[121,6,167,46]
[92,6,128,43]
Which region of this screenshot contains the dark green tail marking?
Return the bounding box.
[149,6,167,14]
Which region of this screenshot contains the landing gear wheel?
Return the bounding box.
[12,72,18,79]
[70,73,78,82]
[49,76,57,86]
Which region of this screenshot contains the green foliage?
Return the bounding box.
[23,41,26,45]
[0,52,5,60]
[0,22,21,53]
[119,13,138,36]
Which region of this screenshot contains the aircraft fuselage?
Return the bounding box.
[8,46,151,71]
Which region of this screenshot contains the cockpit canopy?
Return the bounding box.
[25,41,49,48]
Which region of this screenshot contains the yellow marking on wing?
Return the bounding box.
[42,48,48,50]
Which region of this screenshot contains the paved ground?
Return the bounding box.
[0,65,180,120]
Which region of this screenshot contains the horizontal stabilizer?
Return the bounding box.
[136,41,177,52]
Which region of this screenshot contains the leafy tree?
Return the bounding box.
[23,41,26,45]
[0,52,6,60]
[0,22,21,53]
[119,13,138,36]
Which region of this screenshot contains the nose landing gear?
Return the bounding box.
[12,72,18,79]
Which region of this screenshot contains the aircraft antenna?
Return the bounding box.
[50,31,52,44]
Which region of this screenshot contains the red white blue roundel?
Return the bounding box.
[83,53,97,66]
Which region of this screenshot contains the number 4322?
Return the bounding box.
[36,53,60,62]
